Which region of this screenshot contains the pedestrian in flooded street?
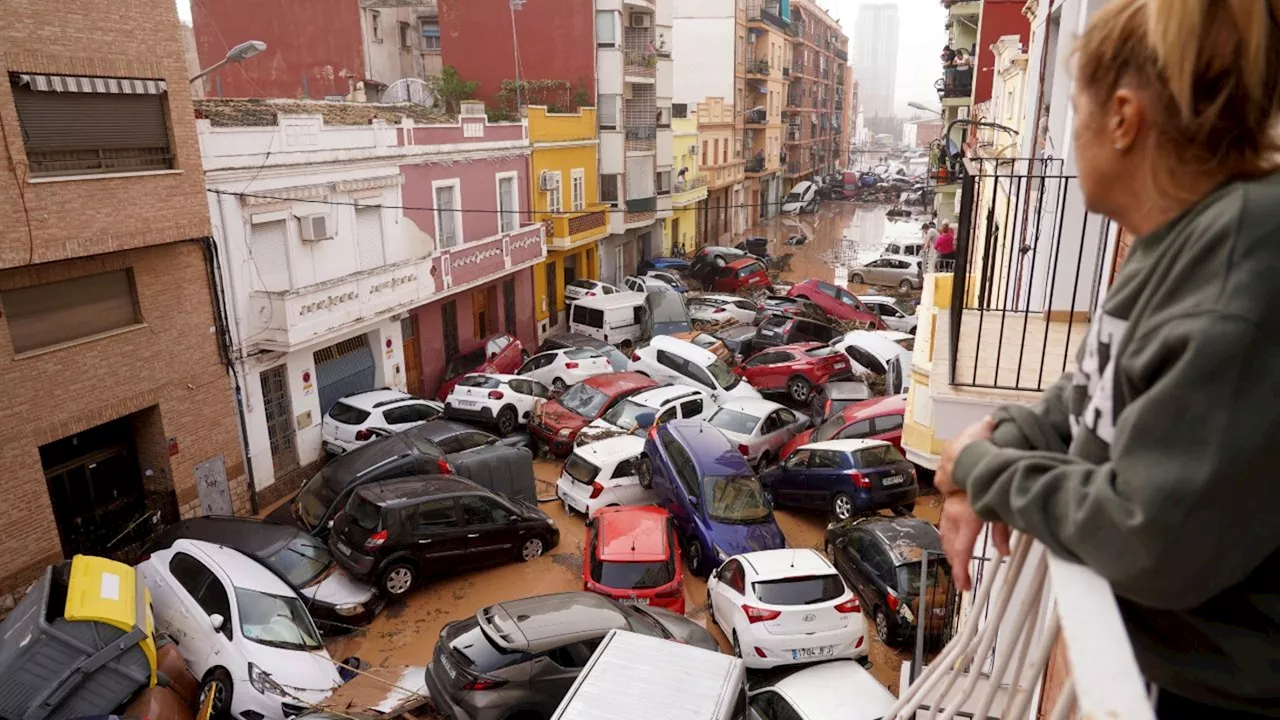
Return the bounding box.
[934,0,1280,717]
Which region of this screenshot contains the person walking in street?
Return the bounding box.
[933,0,1280,717]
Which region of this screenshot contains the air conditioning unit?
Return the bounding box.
[299,214,332,241]
[539,170,558,191]
[629,12,651,28]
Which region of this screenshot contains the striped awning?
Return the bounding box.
[13,73,167,95]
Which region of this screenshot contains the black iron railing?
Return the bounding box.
[948,158,1112,391]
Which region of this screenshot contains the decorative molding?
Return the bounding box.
[299,291,358,315]
[243,184,329,206]
[452,246,503,267]
[369,272,417,294]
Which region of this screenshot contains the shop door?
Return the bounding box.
[44,444,145,558]
[260,365,299,475]
[401,316,423,396]
[473,290,490,339]
[671,218,681,255]
[313,335,376,415]
[546,262,559,328]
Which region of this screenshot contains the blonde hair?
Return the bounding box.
[1075,0,1280,188]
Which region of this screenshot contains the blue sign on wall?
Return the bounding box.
[780,0,791,21]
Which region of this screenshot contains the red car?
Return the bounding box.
[780,393,907,459]
[787,279,885,328]
[530,372,656,455]
[710,257,772,293]
[735,343,855,403]
[434,333,525,401]
[583,505,685,614]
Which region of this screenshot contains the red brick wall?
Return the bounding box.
[974,0,1031,105]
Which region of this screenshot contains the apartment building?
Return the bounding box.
[667,110,709,253]
[0,0,248,608]
[783,0,848,186]
[743,0,792,221]
[193,0,443,100]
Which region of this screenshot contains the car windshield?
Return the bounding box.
[328,402,370,425]
[296,470,337,530]
[890,300,915,316]
[783,191,802,203]
[619,604,673,639]
[752,573,845,605]
[296,438,410,529]
[235,588,323,651]
[263,534,331,588]
[558,383,611,419]
[457,375,501,389]
[706,359,741,390]
[601,399,650,431]
[703,474,772,523]
[594,560,674,590]
[709,408,760,435]
[445,348,485,379]
[813,413,852,443]
[690,334,719,350]
[563,453,600,483]
[827,399,857,417]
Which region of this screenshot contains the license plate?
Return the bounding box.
[455,400,478,408]
[791,645,834,660]
[883,475,905,486]
[335,540,351,556]
[618,597,649,605]
[439,654,456,679]
[323,442,345,454]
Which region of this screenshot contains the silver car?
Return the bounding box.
[707,398,810,469]
[849,255,922,291]
[425,592,718,720]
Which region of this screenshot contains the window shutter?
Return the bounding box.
[12,86,171,176]
[250,221,290,291]
[2,270,140,353]
[355,206,386,270]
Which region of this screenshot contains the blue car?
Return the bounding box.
[637,256,691,275]
[638,419,786,575]
[760,438,918,521]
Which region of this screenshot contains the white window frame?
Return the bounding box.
[596,10,618,47]
[495,171,520,234]
[545,170,563,214]
[570,169,586,212]
[432,178,463,249]
[369,10,383,42]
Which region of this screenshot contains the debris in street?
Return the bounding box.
[317,665,431,718]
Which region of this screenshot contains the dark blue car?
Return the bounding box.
[638,419,786,575]
[760,439,918,521]
[637,256,691,275]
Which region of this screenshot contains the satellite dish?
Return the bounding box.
[382,78,436,108]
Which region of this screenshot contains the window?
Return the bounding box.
[595,10,617,47]
[873,414,904,433]
[656,170,671,195]
[168,553,231,638]
[701,140,709,166]
[369,10,383,41]
[598,95,618,129]
[461,496,508,525]
[545,171,563,213]
[718,560,746,595]
[712,139,719,166]
[679,397,704,418]
[809,450,843,469]
[722,140,729,164]
[399,21,412,48]
[3,269,142,355]
[434,182,461,248]
[413,499,457,528]
[570,169,585,211]
[355,205,385,270]
[420,19,441,50]
[672,103,687,118]
[837,419,874,440]
[600,174,619,204]
[442,301,460,360]
[547,638,603,669]
[750,690,805,720]
[497,174,518,233]
[382,403,439,425]
[11,76,173,178]
[503,278,517,336]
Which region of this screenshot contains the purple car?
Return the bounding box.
[637,419,786,576]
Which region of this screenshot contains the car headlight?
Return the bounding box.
[334,602,365,617]
[249,662,286,698]
[713,545,729,564]
[558,428,572,437]
[544,517,557,527]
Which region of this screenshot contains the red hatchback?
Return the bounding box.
[583,506,685,613]
[736,343,855,404]
[710,257,773,293]
[530,372,656,456]
[787,279,885,328]
[434,333,525,401]
[781,393,908,459]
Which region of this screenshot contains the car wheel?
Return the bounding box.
[685,539,705,576]
[496,406,518,436]
[552,377,567,392]
[199,668,234,720]
[824,542,834,559]
[850,272,865,285]
[875,607,897,645]
[380,563,416,597]
[899,278,915,291]
[756,451,772,472]
[788,376,812,403]
[636,454,654,489]
[832,492,854,521]
[520,537,545,562]
[714,255,727,267]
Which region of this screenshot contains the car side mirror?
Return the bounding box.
[635,411,657,430]
[507,515,520,524]
[209,613,224,632]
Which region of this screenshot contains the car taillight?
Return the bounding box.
[886,593,900,612]
[488,390,504,400]
[631,352,641,362]
[713,307,725,313]
[738,443,750,456]
[437,458,455,474]
[835,597,862,613]
[849,471,871,489]
[354,429,373,441]
[742,604,782,624]
[586,291,597,297]
[462,676,508,691]
[364,530,388,551]
[589,481,604,499]
[565,362,580,369]
[754,647,769,658]
[856,636,865,649]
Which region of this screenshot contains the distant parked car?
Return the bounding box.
[752,315,845,352]
[443,373,550,435]
[584,506,685,613]
[564,279,621,301]
[706,549,866,669]
[707,398,809,469]
[537,332,630,371]
[580,384,716,443]
[321,389,443,456]
[736,343,854,403]
[782,394,908,458]
[849,255,923,291]
[517,347,613,392]
[747,659,896,720]
[640,419,785,575]
[424,592,717,720]
[826,516,952,646]
[329,475,558,597]
[689,246,749,281]
[809,380,874,422]
[670,330,733,364]
[780,180,819,214]
[713,324,761,364]
[628,335,762,404]
[435,333,526,401]
[623,274,675,294]
[687,293,759,325]
[641,270,687,292]
[709,258,772,293]
[860,295,919,334]
[531,372,656,456]
[736,236,770,257]
[556,435,657,517]
[761,438,918,520]
[637,256,691,275]
[787,280,885,328]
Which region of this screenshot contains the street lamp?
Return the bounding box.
[908,101,942,116]
[190,40,268,84]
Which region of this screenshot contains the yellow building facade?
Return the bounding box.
[527,106,611,338]
[666,114,709,255]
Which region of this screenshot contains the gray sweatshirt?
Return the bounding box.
[954,171,1280,714]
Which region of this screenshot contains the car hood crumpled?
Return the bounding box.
[241,640,345,694]
[300,565,377,607]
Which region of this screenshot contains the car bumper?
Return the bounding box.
[234,682,334,720]
[423,663,474,720]
[310,595,386,631]
[322,438,357,455]
[531,422,577,456]
[556,476,595,516]
[444,403,497,426]
[853,485,919,512]
[740,624,868,669]
[328,542,378,580]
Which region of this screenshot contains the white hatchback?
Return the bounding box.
[564,279,621,301]
[517,347,613,392]
[623,275,675,294]
[687,294,759,326]
[578,384,717,445]
[747,659,895,720]
[321,389,443,455]
[707,398,809,469]
[707,548,866,669]
[859,295,919,334]
[555,435,658,517]
[628,335,762,404]
[442,373,550,435]
[139,539,344,720]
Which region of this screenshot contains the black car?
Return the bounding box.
[329,475,559,597]
[537,333,630,371]
[809,380,873,421]
[712,324,760,364]
[689,246,749,282]
[283,421,536,536]
[643,292,692,337]
[824,517,953,647]
[753,314,843,349]
[735,236,770,258]
[144,517,383,629]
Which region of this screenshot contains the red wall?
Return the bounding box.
[438,0,596,110]
[192,0,364,99]
[973,0,1030,105]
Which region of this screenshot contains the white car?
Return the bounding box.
[578,384,716,445]
[707,398,810,469]
[687,294,759,326]
[443,373,550,435]
[747,659,896,720]
[623,275,674,294]
[706,548,867,670]
[642,270,686,291]
[321,389,444,455]
[831,330,913,394]
[781,181,819,214]
[874,329,915,350]
[555,435,658,517]
[860,295,918,334]
[139,539,344,720]
[564,279,620,301]
[628,335,762,404]
[517,347,613,391]
[849,255,922,291]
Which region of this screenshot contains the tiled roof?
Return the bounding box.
[193,98,451,128]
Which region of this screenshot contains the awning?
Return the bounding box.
[12,73,167,95]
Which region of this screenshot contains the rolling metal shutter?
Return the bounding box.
[313,335,377,415]
[250,220,291,291]
[355,206,386,270]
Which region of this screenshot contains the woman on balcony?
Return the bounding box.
[935,0,1280,718]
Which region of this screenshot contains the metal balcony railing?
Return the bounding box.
[939,66,974,99]
[746,0,789,32]
[745,156,766,173]
[624,125,657,151]
[746,58,771,75]
[744,107,767,125]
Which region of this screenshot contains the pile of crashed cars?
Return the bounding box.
[0,237,950,720]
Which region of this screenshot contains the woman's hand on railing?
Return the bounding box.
[937,415,1012,590]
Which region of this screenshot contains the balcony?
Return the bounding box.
[745,58,771,77]
[743,107,767,127]
[834,47,848,62]
[746,0,789,32]
[546,206,610,250]
[704,159,745,188]
[625,124,657,151]
[938,66,974,102]
[625,196,657,213]
[942,0,982,16]
[624,25,658,79]
[672,175,708,207]
[744,155,766,174]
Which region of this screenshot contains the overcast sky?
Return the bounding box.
[177,0,944,117]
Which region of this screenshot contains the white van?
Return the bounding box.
[551,629,749,720]
[568,291,647,347]
[780,181,818,214]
